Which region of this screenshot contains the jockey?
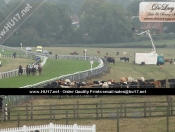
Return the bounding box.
[38,63,41,68]
[18,65,23,75]
[32,63,34,68]
[28,64,32,69]
[19,65,22,69]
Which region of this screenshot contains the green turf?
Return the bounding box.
[51,39,175,48]
[0,59,99,88]
[0,48,25,56]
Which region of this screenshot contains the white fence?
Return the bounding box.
[0,123,96,132]
[0,56,47,79]
[20,56,107,88]
[0,45,109,88]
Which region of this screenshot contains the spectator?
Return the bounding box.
[55,54,57,59]
[13,52,16,58]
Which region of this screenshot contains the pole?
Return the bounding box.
[117,109,119,132]
[18,113,20,128]
[84,49,87,60]
[85,51,86,60]
[167,107,169,132]
[90,61,93,72]
[20,43,22,50]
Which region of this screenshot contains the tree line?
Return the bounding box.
[0,0,174,47]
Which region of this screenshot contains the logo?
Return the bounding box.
[139,2,175,22]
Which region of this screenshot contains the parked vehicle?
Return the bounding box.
[134,30,164,65]
[36,46,43,53]
[43,50,49,54]
[26,47,32,51]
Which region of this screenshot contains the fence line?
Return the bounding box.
[0,45,109,88]
[1,95,37,111]
[2,99,174,121]
[20,55,108,88]
[0,123,96,132]
[0,55,45,79]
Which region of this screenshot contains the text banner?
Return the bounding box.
[139,2,175,22]
[0,88,174,95]
[0,0,45,45]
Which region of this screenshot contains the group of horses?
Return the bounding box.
[120,57,130,62]
[105,56,130,64]
[70,52,79,55]
[164,59,175,64]
[18,65,42,76]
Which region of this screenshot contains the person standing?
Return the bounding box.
[13,52,16,58]
[55,54,58,59]
[18,65,23,75]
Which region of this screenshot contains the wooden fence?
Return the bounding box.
[2,99,174,121]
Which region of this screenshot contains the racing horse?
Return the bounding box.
[26,65,31,76]
[31,66,36,75]
[18,66,23,76]
[38,66,42,75]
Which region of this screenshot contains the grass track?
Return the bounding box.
[0,59,98,88]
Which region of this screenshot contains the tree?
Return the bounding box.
[19,27,42,47]
[5,1,75,45]
[131,17,141,32]
[126,0,141,16]
[0,11,5,22]
[164,23,175,33]
[79,0,133,44]
[0,0,5,8]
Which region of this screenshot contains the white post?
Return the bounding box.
[73,124,78,132]
[4,104,8,121]
[92,124,96,132]
[90,61,94,72]
[23,125,26,132]
[20,43,22,50]
[49,123,53,132]
[84,49,87,60]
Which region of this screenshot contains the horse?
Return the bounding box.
[107,57,115,64]
[120,57,126,61]
[165,59,170,63]
[26,65,31,76]
[116,52,119,55]
[38,67,42,75]
[18,67,23,76]
[125,57,129,62]
[31,67,36,75]
[120,57,129,62]
[73,51,79,55]
[97,50,100,54]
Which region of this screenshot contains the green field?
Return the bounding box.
[0,48,25,55]
[0,59,99,88]
[1,46,175,85]
[32,47,174,82]
[51,39,175,48]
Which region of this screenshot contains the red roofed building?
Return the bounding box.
[141,22,164,34]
